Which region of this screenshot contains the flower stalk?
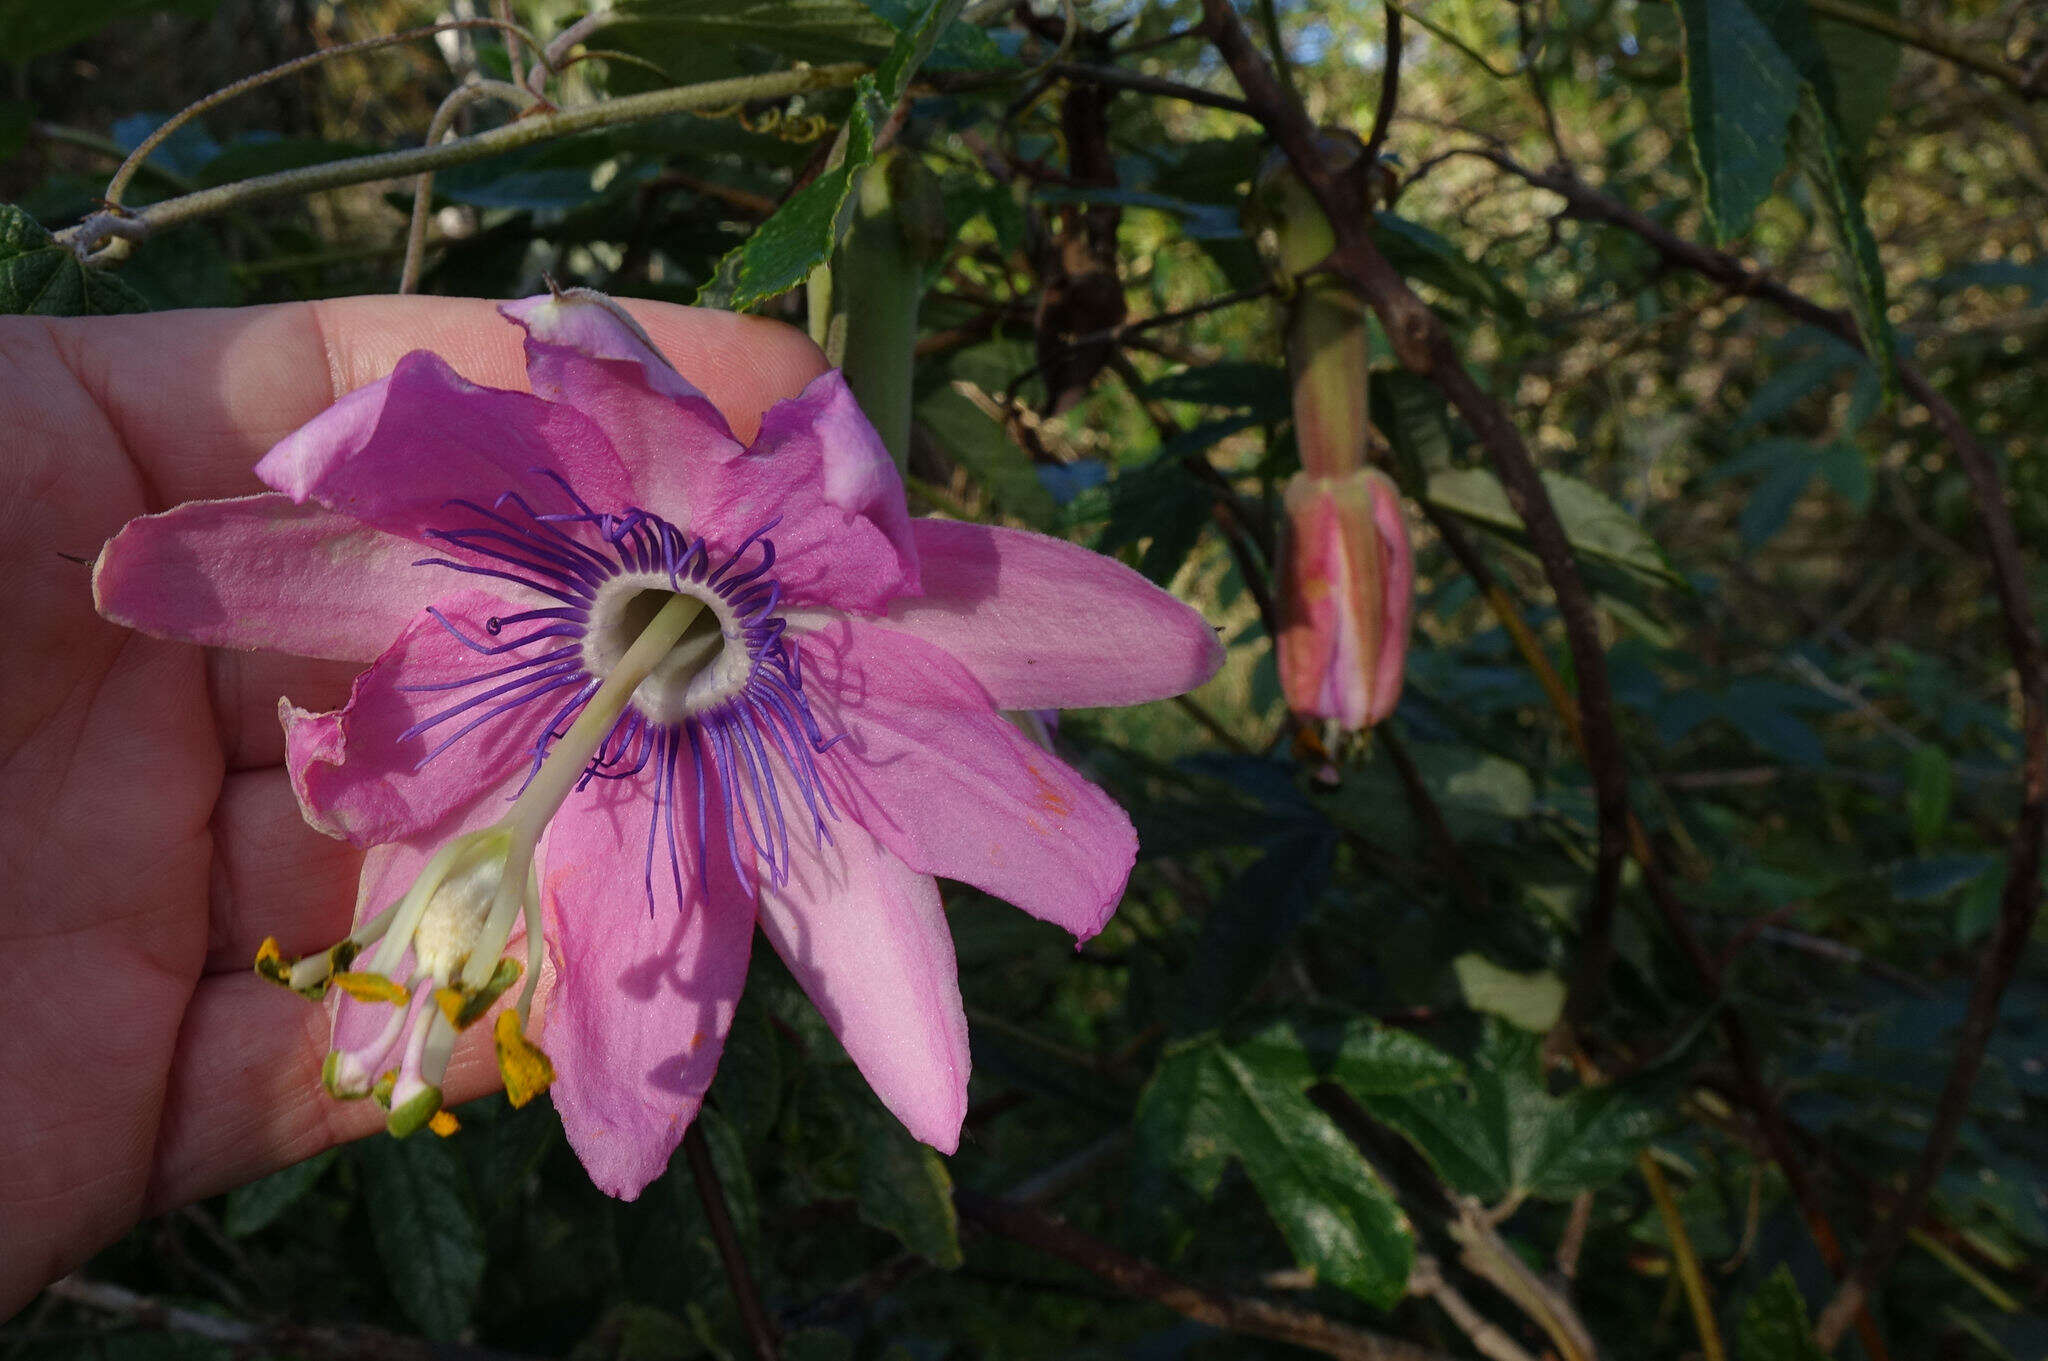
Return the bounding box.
[814,147,947,471]
[1249,132,1415,732]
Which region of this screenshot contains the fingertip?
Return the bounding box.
[616,301,830,443]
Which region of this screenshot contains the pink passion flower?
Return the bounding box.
[92,290,1224,1198]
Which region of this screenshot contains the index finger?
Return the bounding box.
[37,294,829,511]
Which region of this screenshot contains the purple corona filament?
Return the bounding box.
[394,480,841,908]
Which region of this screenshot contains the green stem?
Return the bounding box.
[63,63,870,260]
[1287,283,1368,478]
[831,149,939,471]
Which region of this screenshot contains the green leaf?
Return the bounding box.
[1814,0,1900,163]
[1145,361,1289,420]
[221,1148,338,1237]
[1374,214,1526,321]
[857,1114,963,1267]
[695,0,959,309]
[1954,865,2004,944]
[861,0,1011,71]
[1740,456,1814,548]
[1454,955,1566,1033]
[869,0,968,100]
[356,1136,486,1341]
[1178,823,1337,1030]
[916,385,1059,527]
[1672,0,1804,240]
[1906,745,1954,849]
[1099,454,1215,586]
[1347,1019,1656,1201]
[1426,467,1683,589]
[1373,370,1456,482]
[1737,1265,1827,1361]
[609,0,995,89]
[1138,1037,1414,1308]
[1790,85,1895,384]
[0,204,151,316]
[1326,1021,1466,1097]
[697,81,880,310]
[1813,438,1871,510]
[611,0,899,86]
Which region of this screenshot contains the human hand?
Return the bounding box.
[0,296,826,1316]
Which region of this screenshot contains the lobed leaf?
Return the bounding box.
[1138,1036,1414,1309]
[0,204,151,316]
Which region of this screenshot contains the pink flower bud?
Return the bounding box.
[1277,468,1414,730]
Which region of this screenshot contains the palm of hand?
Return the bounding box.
[0,314,358,1313]
[0,297,822,1317]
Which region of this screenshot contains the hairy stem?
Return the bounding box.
[104,17,546,210]
[399,79,539,295]
[63,64,869,260]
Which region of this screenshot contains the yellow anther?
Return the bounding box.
[494,1010,556,1109]
[333,971,411,1005]
[253,936,289,985]
[433,958,520,1031]
[428,1110,461,1137]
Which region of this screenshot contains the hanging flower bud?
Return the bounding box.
[1278,468,1413,730]
[1247,132,1371,482]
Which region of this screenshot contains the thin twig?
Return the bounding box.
[1464,151,2046,1354]
[1517,0,1568,165]
[1043,62,1256,117]
[62,64,870,260]
[1378,726,1488,908]
[1803,0,2046,98]
[1408,1254,1539,1361]
[1032,283,1276,370]
[683,1125,779,1361]
[1447,1199,1599,1361]
[1175,693,1253,754]
[42,1276,540,1361]
[1112,23,1204,57]
[493,0,527,90]
[1255,0,1301,104]
[103,17,547,210]
[1362,4,1402,168]
[534,11,621,97]
[1197,0,1632,1060]
[1225,6,1880,1330]
[1433,475,1886,1355]
[400,80,538,294]
[954,1190,1453,1360]
[1639,1153,1726,1361]
[1555,1193,1593,1281]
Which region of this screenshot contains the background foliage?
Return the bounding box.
[5,0,2046,1357]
